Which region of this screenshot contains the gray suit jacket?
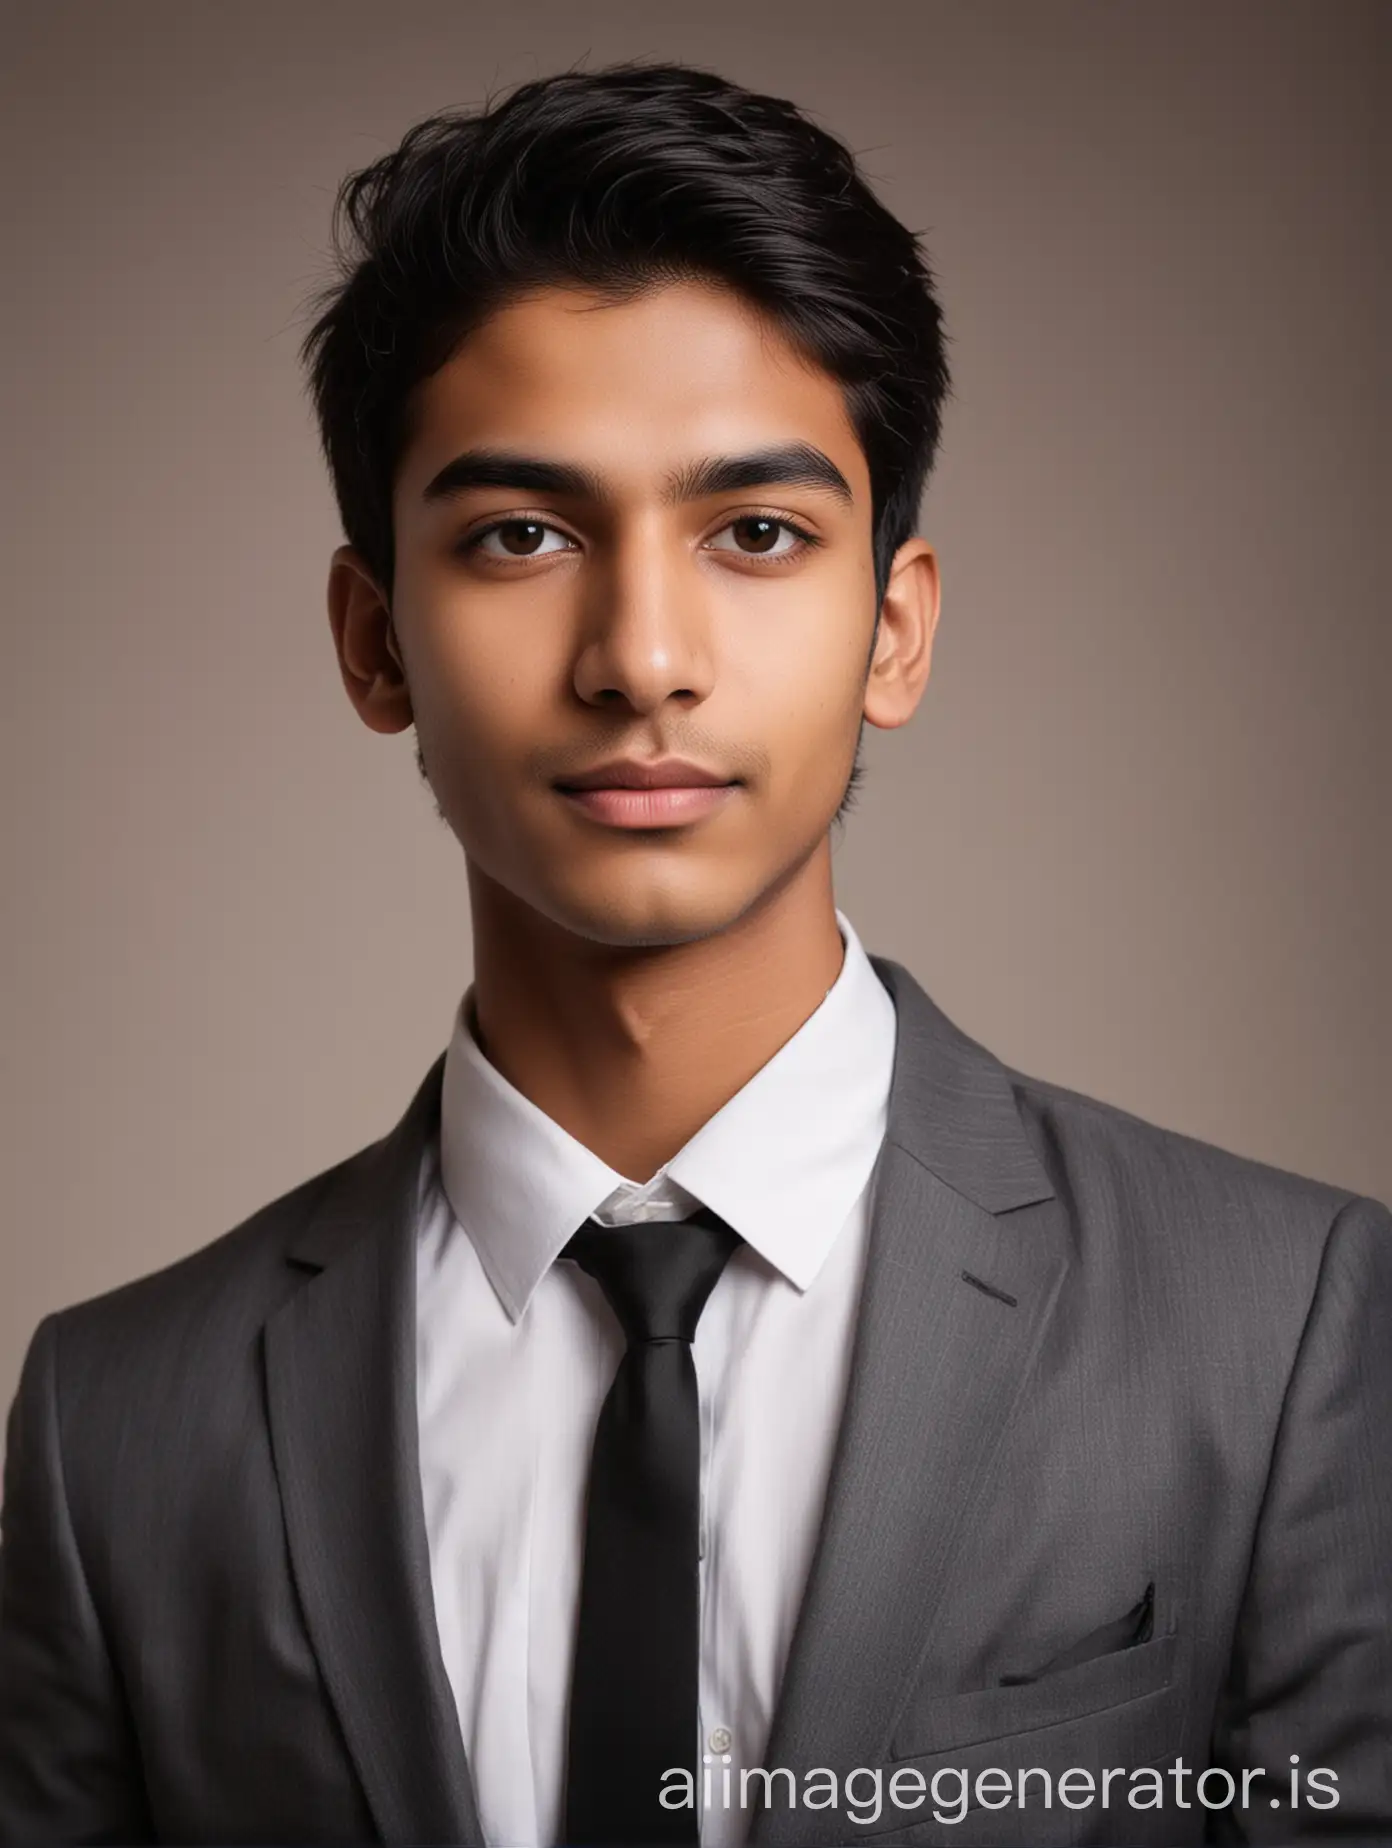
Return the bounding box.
[1,959,1389,1846]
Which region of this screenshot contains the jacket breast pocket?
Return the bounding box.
[890,1629,1180,1759]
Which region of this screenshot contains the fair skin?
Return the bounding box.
[328,278,940,1179]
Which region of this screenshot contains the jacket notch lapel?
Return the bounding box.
[751,963,1070,1843]
[263,1057,482,1845]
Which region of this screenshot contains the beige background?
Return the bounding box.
[1,0,1387,1420]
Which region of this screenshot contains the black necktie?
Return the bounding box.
[561,1209,743,1846]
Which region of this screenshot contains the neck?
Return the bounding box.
[465,846,846,1181]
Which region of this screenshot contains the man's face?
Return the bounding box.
[380,278,896,948]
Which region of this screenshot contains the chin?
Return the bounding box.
[542,876,760,951]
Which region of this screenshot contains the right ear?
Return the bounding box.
[326,546,414,734]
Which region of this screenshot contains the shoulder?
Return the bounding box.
[874,952,1378,1252]
[981,1064,1392,1400]
[38,1148,362,1407]
[31,1041,448,1434]
[1005,1060,1384,1269]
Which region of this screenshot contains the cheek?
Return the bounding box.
[735,590,870,747]
[407,613,552,768]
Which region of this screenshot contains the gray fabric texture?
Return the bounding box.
[1,957,1388,1845]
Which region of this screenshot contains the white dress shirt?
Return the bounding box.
[415,910,897,1848]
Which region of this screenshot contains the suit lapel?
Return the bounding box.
[752,959,1070,1844]
[264,1055,482,1846]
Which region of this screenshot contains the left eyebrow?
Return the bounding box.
[662,442,855,507]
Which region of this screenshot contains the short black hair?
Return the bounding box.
[300,62,951,825]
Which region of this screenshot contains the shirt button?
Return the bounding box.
[708,1726,733,1754]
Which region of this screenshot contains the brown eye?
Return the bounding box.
[497,521,546,555]
[732,516,781,553]
[707,516,808,560]
[472,520,574,560]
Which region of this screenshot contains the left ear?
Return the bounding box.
[862,538,940,731]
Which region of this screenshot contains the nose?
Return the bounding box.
[571,522,715,716]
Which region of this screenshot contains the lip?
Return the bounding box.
[557,784,738,829]
[554,758,734,791]
[552,757,740,830]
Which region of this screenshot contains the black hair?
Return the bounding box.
[300,61,951,819]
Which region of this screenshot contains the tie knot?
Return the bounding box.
[562,1209,742,1345]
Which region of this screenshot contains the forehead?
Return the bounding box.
[397,279,868,502]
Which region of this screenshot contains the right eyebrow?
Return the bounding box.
[421,449,605,504]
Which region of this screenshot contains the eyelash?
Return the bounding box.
[458,510,822,566]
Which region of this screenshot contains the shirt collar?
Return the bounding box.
[437,909,897,1320]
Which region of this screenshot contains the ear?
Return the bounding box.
[862,538,940,732]
[326,546,414,735]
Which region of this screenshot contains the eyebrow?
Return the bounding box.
[420,440,855,508]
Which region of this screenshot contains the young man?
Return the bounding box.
[0,62,1387,1848]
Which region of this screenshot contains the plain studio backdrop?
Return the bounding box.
[0,0,1387,1425]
